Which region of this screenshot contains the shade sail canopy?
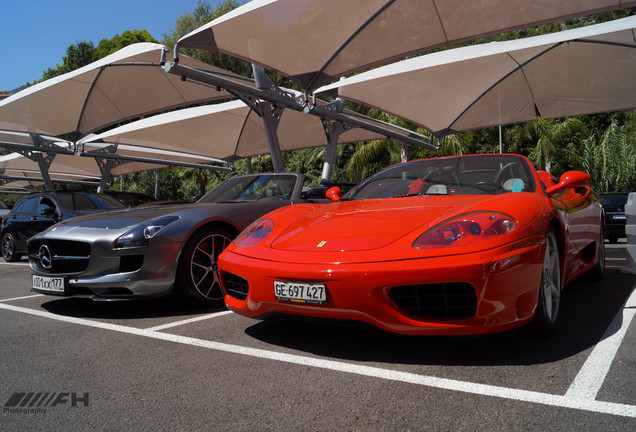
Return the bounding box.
[0,180,35,191]
[316,16,636,137]
[79,98,408,161]
[177,0,636,90]
[0,130,72,152]
[0,152,100,189]
[0,43,246,142]
[0,151,163,179]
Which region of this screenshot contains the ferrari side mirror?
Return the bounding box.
[325,186,342,202]
[545,170,591,197]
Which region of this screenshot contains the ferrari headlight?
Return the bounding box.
[114,216,179,249]
[234,218,274,247]
[413,212,517,249]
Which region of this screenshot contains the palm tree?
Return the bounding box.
[523,117,588,172]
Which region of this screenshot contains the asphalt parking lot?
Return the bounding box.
[1,241,634,431]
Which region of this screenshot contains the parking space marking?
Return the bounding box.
[566,286,636,399]
[1,301,635,418]
[145,310,233,331]
[0,294,44,302]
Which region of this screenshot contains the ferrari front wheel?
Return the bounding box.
[175,226,234,304]
[532,228,561,333]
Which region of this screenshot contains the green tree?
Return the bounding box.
[93,30,158,60]
[520,118,589,172]
[30,41,95,83]
[582,113,636,193]
[63,41,95,71]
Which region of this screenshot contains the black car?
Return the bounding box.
[599,193,628,243]
[1,191,125,262]
[104,190,157,207]
[0,198,10,219]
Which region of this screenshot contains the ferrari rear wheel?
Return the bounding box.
[532,229,561,333]
[587,224,605,280]
[2,233,21,262]
[176,226,234,304]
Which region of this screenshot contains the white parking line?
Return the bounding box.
[146,310,233,331]
[566,286,636,399]
[0,301,634,418]
[0,294,44,302]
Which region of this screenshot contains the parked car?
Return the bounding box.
[28,173,323,303]
[599,193,628,243]
[104,190,157,207]
[0,198,10,219]
[218,154,605,335]
[2,191,126,262]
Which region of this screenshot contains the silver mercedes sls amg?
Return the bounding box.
[28,173,321,303]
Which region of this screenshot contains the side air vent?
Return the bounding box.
[222,272,249,300]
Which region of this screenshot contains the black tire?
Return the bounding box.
[587,224,605,281]
[175,226,234,304]
[2,233,22,262]
[531,228,561,333]
[608,234,619,244]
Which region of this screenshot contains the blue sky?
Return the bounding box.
[1,0,222,91]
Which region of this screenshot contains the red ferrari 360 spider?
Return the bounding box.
[218,154,605,335]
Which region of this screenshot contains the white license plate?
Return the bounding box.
[32,275,65,293]
[613,215,626,220]
[274,281,326,304]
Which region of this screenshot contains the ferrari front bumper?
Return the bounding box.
[219,236,546,335]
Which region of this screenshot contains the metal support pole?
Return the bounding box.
[251,64,285,172]
[27,134,57,191]
[259,102,285,172]
[32,153,55,191]
[321,119,350,183]
[95,158,117,193]
[154,169,161,200]
[163,61,436,151]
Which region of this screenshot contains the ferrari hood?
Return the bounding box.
[270,198,459,252]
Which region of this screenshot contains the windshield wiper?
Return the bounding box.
[391,192,431,198]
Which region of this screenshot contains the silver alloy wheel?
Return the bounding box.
[541,231,561,323]
[2,234,15,261]
[597,227,606,273]
[189,232,231,300]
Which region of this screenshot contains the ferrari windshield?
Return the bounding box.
[200,174,297,203]
[346,154,535,200]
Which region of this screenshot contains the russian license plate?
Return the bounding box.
[32,275,65,293]
[274,281,327,304]
[613,215,626,220]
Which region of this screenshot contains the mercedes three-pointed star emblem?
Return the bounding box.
[38,244,53,270]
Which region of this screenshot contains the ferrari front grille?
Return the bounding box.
[390,283,477,319]
[222,272,249,300]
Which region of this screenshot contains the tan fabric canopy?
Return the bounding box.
[0,43,244,142]
[80,98,404,160]
[0,151,164,179]
[177,0,636,90]
[316,16,636,137]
